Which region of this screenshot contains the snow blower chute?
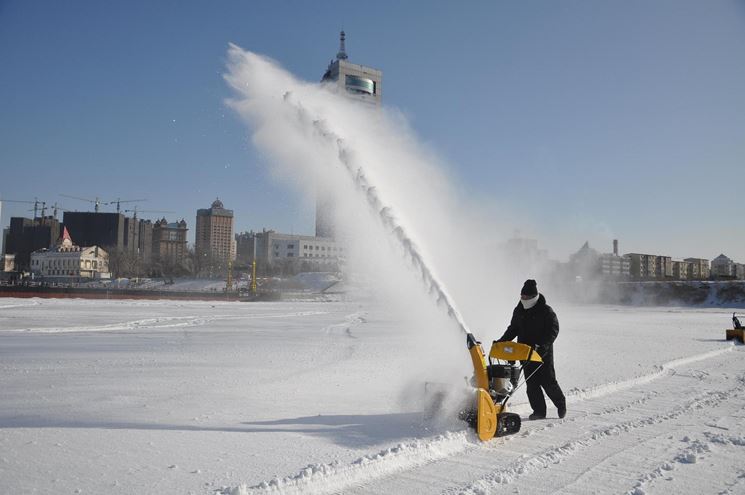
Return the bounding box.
[461,333,543,441]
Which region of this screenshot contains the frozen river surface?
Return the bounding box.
[0,297,743,494]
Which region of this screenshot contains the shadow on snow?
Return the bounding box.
[0,412,450,448]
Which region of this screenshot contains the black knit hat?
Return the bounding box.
[521,279,538,297]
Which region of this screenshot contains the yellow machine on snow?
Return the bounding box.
[462,333,544,441]
[726,312,744,343]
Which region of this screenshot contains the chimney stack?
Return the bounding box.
[613,239,619,256]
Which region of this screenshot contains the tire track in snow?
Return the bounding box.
[220,432,473,495]
[208,311,330,321]
[0,300,41,310]
[715,471,745,495]
[620,430,745,495]
[623,393,745,495]
[622,438,709,495]
[564,345,734,402]
[565,371,745,495]
[511,390,659,443]
[322,311,367,338]
[487,345,733,442]
[554,428,672,494]
[225,345,736,495]
[448,385,742,494]
[3,315,207,333]
[1,310,329,333]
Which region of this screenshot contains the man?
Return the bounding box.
[498,279,566,420]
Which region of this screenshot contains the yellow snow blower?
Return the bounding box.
[461,333,543,441]
[726,312,744,343]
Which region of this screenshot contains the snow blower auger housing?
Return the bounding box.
[462,333,543,441]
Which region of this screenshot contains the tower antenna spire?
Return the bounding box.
[336,30,348,60]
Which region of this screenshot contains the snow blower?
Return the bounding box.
[460,333,544,441]
[726,312,744,343]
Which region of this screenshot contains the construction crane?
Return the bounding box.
[60,195,147,213]
[26,201,47,223]
[105,197,147,213]
[60,194,104,212]
[2,198,44,218]
[28,201,68,224]
[50,202,68,220]
[29,202,69,221]
[123,207,175,219]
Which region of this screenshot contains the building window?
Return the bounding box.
[345,75,375,95]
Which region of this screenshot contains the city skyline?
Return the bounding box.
[1,1,743,262]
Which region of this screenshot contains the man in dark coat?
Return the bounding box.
[498,279,566,420]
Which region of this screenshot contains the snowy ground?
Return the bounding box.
[1,298,743,494]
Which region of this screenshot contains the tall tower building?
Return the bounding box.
[195,198,235,275]
[321,30,383,105]
[316,31,383,238]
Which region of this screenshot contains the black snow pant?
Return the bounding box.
[523,357,565,416]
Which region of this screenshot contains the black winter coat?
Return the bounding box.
[497,294,559,361]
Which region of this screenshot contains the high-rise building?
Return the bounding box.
[138,220,153,266]
[62,212,125,252]
[195,199,235,275]
[316,31,383,238]
[321,30,383,105]
[4,216,61,270]
[119,215,154,275]
[123,216,139,256]
[152,218,188,270]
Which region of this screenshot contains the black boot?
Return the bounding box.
[558,405,566,419]
[528,412,546,420]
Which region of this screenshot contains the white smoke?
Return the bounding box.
[224,45,537,386]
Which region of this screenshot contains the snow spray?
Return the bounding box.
[282,95,469,335]
[223,45,523,347]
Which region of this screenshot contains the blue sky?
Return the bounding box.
[1,1,743,261]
